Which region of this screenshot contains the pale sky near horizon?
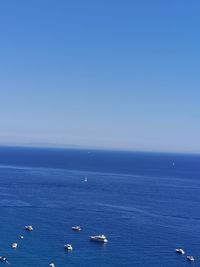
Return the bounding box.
[0,0,200,153]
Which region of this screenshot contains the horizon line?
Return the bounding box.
[0,143,199,156]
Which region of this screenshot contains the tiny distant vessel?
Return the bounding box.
[84,177,87,182]
[90,234,108,243]
[25,225,33,231]
[175,248,185,254]
[19,235,24,239]
[64,244,73,251]
[187,256,195,261]
[49,263,55,267]
[12,243,18,249]
[0,256,9,263]
[72,226,81,231]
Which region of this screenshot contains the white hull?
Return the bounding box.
[90,235,108,243]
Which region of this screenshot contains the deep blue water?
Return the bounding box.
[0,146,200,266]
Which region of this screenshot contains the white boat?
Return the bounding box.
[187,256,195,261]
[12,243,18,249]
[64,244,73,250]
[175,248,185,254]
[90,234,108,243]
[72,226,81,231]
[84,177,87,182]
[25,225,33,231]
[49,263,55,267]
[0,256,9,263]
[19,235,24,239]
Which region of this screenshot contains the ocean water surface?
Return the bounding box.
[0,147,200,266]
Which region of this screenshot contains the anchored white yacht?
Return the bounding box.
[175,248,185,254]
[0,256,9,263]
[64,244,73,250]
[11,243,18,249]
[187,256,195,261]
[90,234,108,243]
[25,225,33,231]
[72,226,81,231]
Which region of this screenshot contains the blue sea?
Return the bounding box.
[0,146,200,266]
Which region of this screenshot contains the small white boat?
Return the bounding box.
[64,244,73,250]
[19,235,24,239]
[90,234,108,243]
[12,243,18,249]
[175,248,185,254]
[84,177,87,182]
[49,263,55,267]
[187,256,195,261]
[25,225,33,231]
[0,256,9,263]
[72,226,81,231]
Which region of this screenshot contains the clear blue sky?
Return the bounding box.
[0,0,200,153]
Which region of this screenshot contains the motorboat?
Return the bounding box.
[0,256,7,261]
[187,256,195,261]
[49,263,55,267]
[175,248,185,254]
[72,226,81,231]
[0,256,9,263]
[19,235,24,239]
[64,244,73,250]
[90,234,108,243]
[25,225,33,231]
[12,243,18,249]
